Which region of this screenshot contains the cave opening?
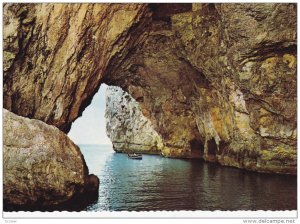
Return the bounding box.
[68,83,112,147]
[207,139,218,156]
[189,138,204,158]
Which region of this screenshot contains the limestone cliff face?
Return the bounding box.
[3,3,151,133]
[3,2,296,178]
[105,86,164,154]
[104,3,297,174]
[3,109,99,210]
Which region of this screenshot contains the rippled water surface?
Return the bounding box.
[80,144,297,211]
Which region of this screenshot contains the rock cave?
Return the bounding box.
[3,3,297,210]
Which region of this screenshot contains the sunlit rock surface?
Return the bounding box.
[3,109,99,210]
[3,3,151,133]
[3,2,296,187]
[105,86,164,154]
[104,3,296,174]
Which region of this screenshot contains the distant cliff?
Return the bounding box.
[105,86,164,154]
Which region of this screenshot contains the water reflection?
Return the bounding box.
[81,145,297,211]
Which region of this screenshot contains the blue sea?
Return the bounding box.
[79,144,297,211]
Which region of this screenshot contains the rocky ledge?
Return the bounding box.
[3,109,99,211]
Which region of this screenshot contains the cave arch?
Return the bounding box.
[3,3,297,174]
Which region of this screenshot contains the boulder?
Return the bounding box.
[3,109,99,210]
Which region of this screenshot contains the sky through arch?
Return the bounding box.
[68,84,112,145]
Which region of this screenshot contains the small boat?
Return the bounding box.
[128,153,142,160]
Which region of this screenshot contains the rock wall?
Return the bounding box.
[3,109,99,210]
[105,86,164,154]
[104,3,297,174]
[3,2,296,182]
[3,3,151,132]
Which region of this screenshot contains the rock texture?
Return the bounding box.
[3,2,296,177]
[3,109,99,210]
[3,3,151,133]
[105,3,297,174]
[105,86,164,154]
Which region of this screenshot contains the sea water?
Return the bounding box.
[79,144,297,211]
